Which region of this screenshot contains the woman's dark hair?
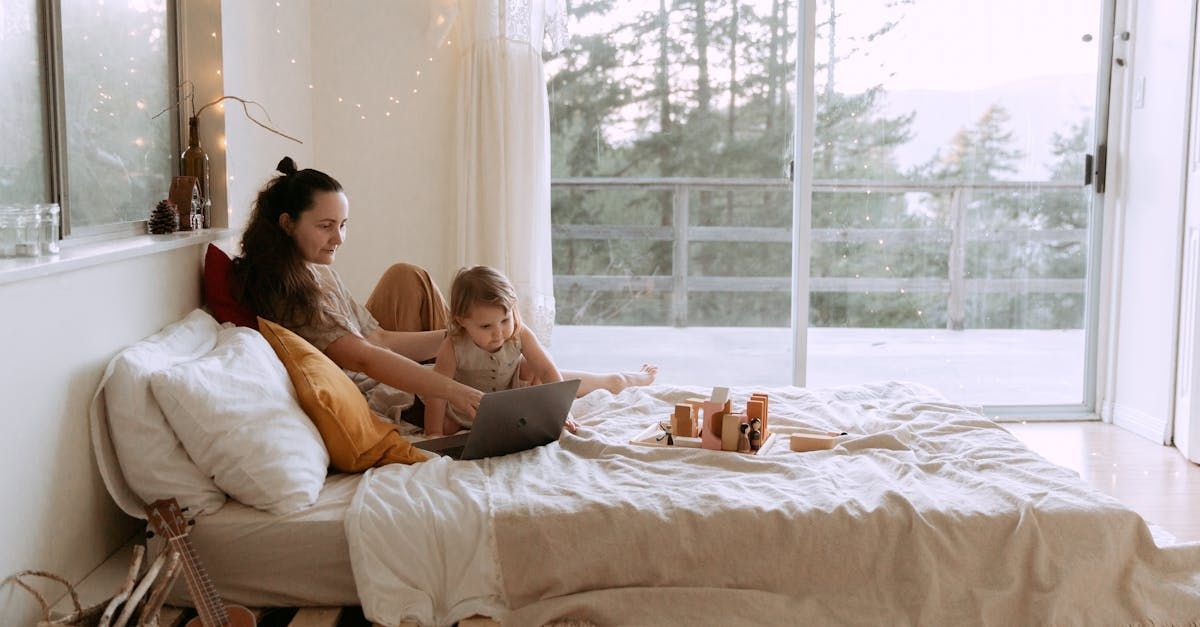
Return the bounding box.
[230,156,343,327]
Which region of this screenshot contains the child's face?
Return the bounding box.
[457,303,515,352]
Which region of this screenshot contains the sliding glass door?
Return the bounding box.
[803,0,1111,410]
[545,0,1112,412]
[546,0,797,387]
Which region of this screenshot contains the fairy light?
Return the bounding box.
[134,137,144,147]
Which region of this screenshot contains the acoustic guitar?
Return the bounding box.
[145,498,256,627]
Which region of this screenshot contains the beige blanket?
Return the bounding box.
[347,382,1200,626]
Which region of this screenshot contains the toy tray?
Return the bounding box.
[629,422,775,455]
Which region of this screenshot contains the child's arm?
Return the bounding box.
[518,326,563,384]
[423,337,458,436]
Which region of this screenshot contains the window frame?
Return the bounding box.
[39,0,182,241]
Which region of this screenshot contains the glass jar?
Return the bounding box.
[14,208,40,257]
[0,206,16,258]
[37,204,61,255]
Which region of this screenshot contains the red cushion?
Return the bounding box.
[204,244,258,328]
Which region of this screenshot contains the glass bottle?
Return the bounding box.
[38,204,60,255]
[180,116,211,228]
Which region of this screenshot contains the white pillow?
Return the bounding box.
[150,326,329,514]
[101,309,227,516]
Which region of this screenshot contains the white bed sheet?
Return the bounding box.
[156,473,362,608]
[347,382,1200,626]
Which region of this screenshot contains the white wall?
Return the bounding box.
[221,0,315,233]
[0,3,317,622]
[1105,0,1194,442]
[309,0,461,300]
[0,248,206,625]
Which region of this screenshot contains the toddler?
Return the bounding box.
[424,265,570,436]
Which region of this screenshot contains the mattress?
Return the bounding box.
[157,472,362,608]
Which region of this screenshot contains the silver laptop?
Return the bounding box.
[414,379,581,460]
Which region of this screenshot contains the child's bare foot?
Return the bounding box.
[603,364,658,394]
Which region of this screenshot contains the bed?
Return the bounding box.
[91,311,1200,626]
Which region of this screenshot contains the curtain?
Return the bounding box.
[433,0,567,344]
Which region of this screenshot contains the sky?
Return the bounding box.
[561,0,1103,94]
[828,0,1103,93]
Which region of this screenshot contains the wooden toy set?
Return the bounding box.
[630,387,776,454]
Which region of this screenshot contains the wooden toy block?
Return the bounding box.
[751,393,770,437]
[789,433,837,452]
[700,406,723,450]
[672,404,698,437]
[721,413,746,451]
[710,386,730,405]
[746,399,764,423]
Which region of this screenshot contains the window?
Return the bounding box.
[0,0,177,238]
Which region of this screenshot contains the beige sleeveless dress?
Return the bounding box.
[444,332,525,428]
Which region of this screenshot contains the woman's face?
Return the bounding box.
[281,191,349,265]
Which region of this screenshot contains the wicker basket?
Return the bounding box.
[3,570,108,627]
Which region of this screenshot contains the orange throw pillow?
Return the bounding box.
[257,317,425,471]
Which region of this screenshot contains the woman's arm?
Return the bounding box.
[364,328,445,363]
[518,326,563,384]
[423,338,458,436]
[324,333,481,418]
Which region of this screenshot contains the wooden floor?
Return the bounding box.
[1006,421,1200,543]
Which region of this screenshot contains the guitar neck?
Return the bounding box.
[167,534,230,627]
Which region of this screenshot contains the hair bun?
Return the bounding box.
[276,156,298,176]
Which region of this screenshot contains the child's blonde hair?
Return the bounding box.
[447,265,521,338]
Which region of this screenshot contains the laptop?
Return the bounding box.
[414,378,582,460]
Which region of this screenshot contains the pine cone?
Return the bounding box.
[149,199,179,234]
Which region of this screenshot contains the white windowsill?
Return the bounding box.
[0,228,236,287]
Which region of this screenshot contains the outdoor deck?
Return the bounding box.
[549,326,1086,408]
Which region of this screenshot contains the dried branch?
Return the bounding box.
[137,551,181,627]
[98,544,145,627]
[151,86,303,145]
[114,548,175,627]
[195,95,303,144]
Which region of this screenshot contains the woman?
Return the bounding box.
[231,157,655,431]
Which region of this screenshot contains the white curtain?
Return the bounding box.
[433,0,567,344]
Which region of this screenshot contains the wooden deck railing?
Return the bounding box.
[551,177,1087,329]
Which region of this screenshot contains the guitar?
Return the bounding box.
[145,498,256,627]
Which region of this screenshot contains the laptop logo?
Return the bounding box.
[517,417,528,428]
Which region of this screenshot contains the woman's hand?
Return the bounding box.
[449,382,483,420]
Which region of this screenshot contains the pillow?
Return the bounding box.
[257,317,426,471]
[204,243,257,328]
[150,326,329,514]
[101,309,227,516]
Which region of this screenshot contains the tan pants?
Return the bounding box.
[364,263,449,334]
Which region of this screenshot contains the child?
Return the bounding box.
[424,265,571,436]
